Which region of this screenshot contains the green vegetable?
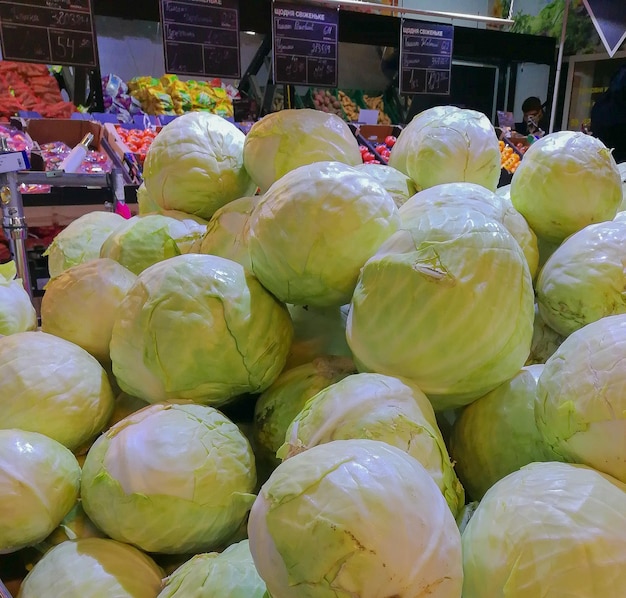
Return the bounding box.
[17,538,163,598]
[0,331,114,451]
[354,163,417,207]
[110,254,293,405]
[106,392,149,429]
[41,258,136,364]
[0,429,80,553]
[535,314,626,484]
[253,356,356,467]
[279,372,465,516]
[510,131,622,242]
[450,365,552,501]
[100,214,205,275]
[44,211,125,278]
[284,304,352,370]
[248,161,400,307]
[81,403,257,554]
[347,206,534,409]
[400,181,539,279]
[144,112,256,219]
[158,540,266,598]
[525,304,564,365]
[536,220,626,336]
[0,261,36,336]
[461,462,626,597]
[243,109,362,193]
[248,439,463,598]
[191,195,261,270]
[389,106,501,192]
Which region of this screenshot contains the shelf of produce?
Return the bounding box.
[20,185,138,208]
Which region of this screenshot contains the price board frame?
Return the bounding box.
[159,0,242,79]
[272,1,339,88]
[399,18,454,96]
[0,0,98,68]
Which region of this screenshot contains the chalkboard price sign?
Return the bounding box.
[399,19,453,96]
[160,0,241,79]
[272,2,338,88]
[0,0,98,67]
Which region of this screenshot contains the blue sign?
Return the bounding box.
[583,0,626,58]
[400,19,454,95]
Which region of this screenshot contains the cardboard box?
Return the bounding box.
[355,124,403,144]
[24,119,105,153]
[103,122,162,183]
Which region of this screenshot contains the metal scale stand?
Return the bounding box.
[0,137,125,298]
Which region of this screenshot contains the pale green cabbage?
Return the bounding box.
[44,211,125,278]
[0,331,114,451]
[81,403,256,554]
[0,261,36,335]
[535,314,626,483]
[462,462,626,598]
[0,429,80,553]
[510,131,622,242]
[615,210,626,222]
[525,304,564,365]
[253,356,357,467]
[279,372,465,516]
[248,439,463,598]
[284,304,352,370]
[110,254,293,405]
[450,366,552,501]
[354,163,417,207]
[106,392,149,429]
[248,161,400,307]
[347,207,535,409]
[400,182,539,279]
[191,196,261,270]
[619,162,626,210]
[388,106,501,192]
[137,183,210,225]
[42,502,105,549]
[100,214,205,275]
[41,258,136,364]
[18,538,163,598]
[143,112,256,219]
[536,219,626,336]
[158,540,266,598]
[243,109,362,193]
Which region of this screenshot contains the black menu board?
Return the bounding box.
[272,2,339,88]
[160,0,241,79]
[0,0,98,67]
[400,19,453,95]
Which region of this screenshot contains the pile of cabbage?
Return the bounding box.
[1,107,626,598]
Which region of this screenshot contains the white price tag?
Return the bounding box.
[0,151,29,174]
[358,109,379,125]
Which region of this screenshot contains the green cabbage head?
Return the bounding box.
[0,331,114,451]
[81,403,257,554]
[400,182,539,279]
[253,355,356,467]
[449,365,553,501]
[511,131,622,242]
[110,254,293,405]
[354,163,417,207]
[461,462,626,598]
[249,161,400,307]
[143,112,256,219]
[248,439,463,598]
[158,540,267,598]
[100,214,205,275]
[41,258,136,364]
[347,207,535,409]
[279,372,465,516]
[0,261,36,335]
[243,109,362,193]
[389,106,501,192]
[191,195,261,270]
[535,314,626,484]
[0,429,80,553]
[44,211,125,278]
[525,305,564,365]
[536,219,626,337]
[17,538,163,598]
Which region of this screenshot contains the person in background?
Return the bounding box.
[591,65,626,164]
[517,96,550,136]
